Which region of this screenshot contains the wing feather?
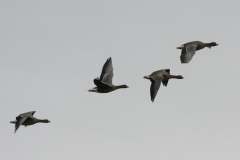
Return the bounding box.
[149,75,163,102]
[151,69,170,75]
[99,57,113,84]
[180,44,198,63]
[15,111,35,133]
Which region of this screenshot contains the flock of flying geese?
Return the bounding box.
[10,41,218,133]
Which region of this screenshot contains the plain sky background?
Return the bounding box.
[1,0,240,160]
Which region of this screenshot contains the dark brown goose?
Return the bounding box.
[177,41,218,63]
[88,57,129,93]
[10,111,50,133]
[144,69,183,102]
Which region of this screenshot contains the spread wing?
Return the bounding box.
[15,111,35,133]
[149,75,163,102]
[180,44,198,63]
[94,78,112,88]
[99,57,113,84]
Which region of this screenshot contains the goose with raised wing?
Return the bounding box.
[88,57,129,93]
[177,41,218,63]
[144,69,184,102]
[10,111,50,133]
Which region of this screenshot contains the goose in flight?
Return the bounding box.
[10,111,50,133]
[144,69,183,102]
[88,57,129,93]
[177,41,218,63]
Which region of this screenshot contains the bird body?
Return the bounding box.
[89,57,129,93]
[89,85,128,93]
[144,69,183,102]
[177,41,218,63]
[10,116,47,126]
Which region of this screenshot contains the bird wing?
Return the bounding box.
[151,69,170,75]
[162,78,169,87]
[150,75,163,102]
[94,78,112,88]
[15,111,35,133]
[180,44,198,63]
[99,57,114,84]
[151,69,170,86]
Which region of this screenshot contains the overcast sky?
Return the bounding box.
[1,1,240,160]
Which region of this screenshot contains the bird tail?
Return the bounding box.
[176,45,184,49]
[176,46,183,49]
[88,88,97,92]
[10,120,16,124]
[143,76,150,79]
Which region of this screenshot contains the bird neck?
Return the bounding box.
[116,85,127,89]
[205,43,214,47]
[37,119,49,123]
[170,75,182,79]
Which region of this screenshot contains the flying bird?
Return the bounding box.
[10,111,50,133]
[144,69,184,102]
[88,57,129,93]
[177,41,218,63]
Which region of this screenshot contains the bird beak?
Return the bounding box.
[216,44,219,45]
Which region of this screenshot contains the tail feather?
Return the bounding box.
[176,45,184,49]
[143,76,150,79]
[10,120,16,124]
[176,46,183,49]
[88,88,98,92]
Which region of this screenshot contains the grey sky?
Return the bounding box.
[1,0,240,160]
